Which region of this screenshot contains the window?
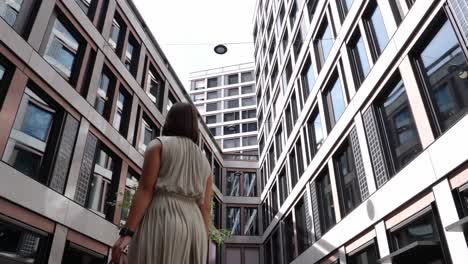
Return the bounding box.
[268,146,275,174]
[242,136,257,146]
[338,0,354,20]
[209,127,221,136]
[289,1,298,28]
[325,74,346,129]
[334,140,361,216]
[206,114,220,124]
[289,149,298,188]
[241,85,254,94]
[389,208,448,263]
[224,112,240,122]
[75,0,94,15]
[242,122,257,132]
[274,127,283,159]
[278,168,288,205]
[307,0,317,21]
[414,16,468,134]
[243,208,258,235]
[192,79,205,90]
[364,3,389,59]
[109,17,122,50]
[271,62,278,86]
[167,92,177,113]
[207,77,220,88]
[315,172,336,234]
[284,59,293,88]
[207,90,221,99]
[223,138,240,148]
[94,69,114,118]
[112,88,131,136]
[0,0,22,26]
[138,116,159,153]
[0,218,51,264]
[295,197,311,254]
[3,87,66,186]
[347,242,379,264]
[192,93,204,102]
[226,171,241,196]
[244,172,257,196]
[292,30,303,60]
[226,87,239,97]
[241,97,255,106]
[206,102,220,112]
[226,74,239,85]
[283,213,296,262]
[62,242,107,264]
[282,30,289,53]
[269,37,276,62]
[349,32,371,88]
[226,207,241,235]
[120,171,139,225]
[224,124,241,136]
[285,105,293,136]
[242,109,256,119]
[44,17,81,80]
[306,109,324,158]
[241,71,254,82]
[315,20,333,69]
[295,138,304,178]
[300,56,315,101]
[225,99,239,109]
[146,68,165,110]
[376,76,421,174]
[125,35,139,76]
[87,146,119,220]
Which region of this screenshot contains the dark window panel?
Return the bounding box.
[226,207,241,235]
[243,207,258,235]
[278,168,288,205]
[347,242,379,264]
[325,74,346,129]
[283,213,296,262]
[316,20,333,69]
[364,3,389,59]
[349,32,371,88]
[316,173,336,234]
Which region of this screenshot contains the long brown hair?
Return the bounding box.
[162,102,199,144]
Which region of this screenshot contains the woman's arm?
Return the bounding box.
[199,175,213,236]
[124,140,162,231]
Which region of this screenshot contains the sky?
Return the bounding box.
[132,0,257,90]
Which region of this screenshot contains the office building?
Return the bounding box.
[189,63,259,155]
[0,0,260,263]
[253,0,468,263]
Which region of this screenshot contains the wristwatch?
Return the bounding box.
[119,227,135,238]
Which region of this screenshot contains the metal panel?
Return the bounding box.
[303,188,315,244]
[74,133,98,206]
[448,0,468,43]
[49,114,79,193]
[350,126,369,200]
[363,107,389,188]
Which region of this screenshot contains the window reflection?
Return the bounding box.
[226,207,241,235]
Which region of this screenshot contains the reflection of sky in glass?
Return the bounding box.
[330,78,345,122]
[313,114,323,146]
[356,36,370,77]
[321,23,333,61]
[0,64,5,79]
[370,6,388,54]
[421,21,458,68]
[21,103,53,141]
[227,207,240,235]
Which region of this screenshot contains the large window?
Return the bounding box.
[414,16,468,134]
[192,79,205,90]
[242,122,257,132]
[316,20,334,69]
[44,17,82,80]
[376,76,421,174]
[138,115,159,153]
[241,71,254,82]
[334,140,361,216]
[225,99,239,109]
[223,138,240,149]
[224,112,240,122]
[125,35,139,76]
[241,97,255,106]
[207,77,220,88]
[295,197,312,254]
[241,85,254,94]
[243,208,258,235]
[207,90,221,99]
[3,87,63,184]
[120,171,139,225]
[226,171,257,197]
[226,207,258,236]
[206,114,220,124]
[226,207,241,235]
[315,172,336,234]
[338,0,354,19]
[0,0,37,35]
[206,102,220,112]
[242,136,256,146]
[282,213,296,263]
[227,87,239,97]
[224,124,240,135]
[226,73,239,85]
[0,217,51,264]
[109,17,122,51]
[306,109,324,159]
[349,31,371,88]
[62,242,107,264]
[242,109,256,119]
[364,3,389,59]
[274,127,283,159]
[300,56,315,101]
[278,168,288,205]
[325,74,346,129]
[94,69,114,118]
[146,68,165,111]
[347,241,379,264]
[87,146,119,220]
[112,88,132,136]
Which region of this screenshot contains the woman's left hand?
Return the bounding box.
[110,236,131,263]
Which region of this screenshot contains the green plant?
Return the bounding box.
[209,198,231,245]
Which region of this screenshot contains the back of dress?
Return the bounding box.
[155,136,211,202]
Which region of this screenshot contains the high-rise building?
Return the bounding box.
[189,63,259,155]
[254,0,468,263]
[0,0,260,263]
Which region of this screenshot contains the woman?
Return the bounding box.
[111,103,212,264]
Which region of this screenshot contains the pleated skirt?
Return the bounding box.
[128,193,207,264]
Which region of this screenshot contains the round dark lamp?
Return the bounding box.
[214,44,228,55]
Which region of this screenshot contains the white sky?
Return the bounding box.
[132,0,257,90]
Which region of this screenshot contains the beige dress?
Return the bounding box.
[128,136,211,264]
